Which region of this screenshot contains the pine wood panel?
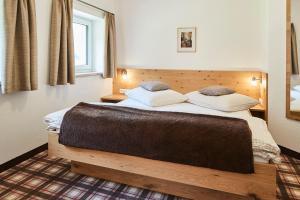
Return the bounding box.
[113,68,266,103]
[261,73,268,121]
[113,68,268,121]
[48,132,276,200]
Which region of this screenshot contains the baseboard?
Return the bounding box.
[280,145,300,160]
[0,143,48,173]
[1,144,298,173]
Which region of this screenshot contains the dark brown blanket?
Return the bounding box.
[60,102,254,173]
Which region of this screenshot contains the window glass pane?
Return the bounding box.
[73,10,104,74]
[73,23,88,66]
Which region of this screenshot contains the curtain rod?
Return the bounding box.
[76,0,115,15]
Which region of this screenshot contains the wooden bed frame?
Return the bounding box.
[48,69,276,200]
[48,132,276,200]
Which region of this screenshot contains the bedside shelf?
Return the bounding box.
[250,104,265,112]
[101,94,127,103]
[250,104,266,120]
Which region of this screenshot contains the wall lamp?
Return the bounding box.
[251,76,262,87]
[121,69,128,80]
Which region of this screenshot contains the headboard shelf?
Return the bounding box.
[113,68,267,105]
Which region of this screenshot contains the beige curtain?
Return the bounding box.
[49,0,75,86]
[291,23,299,75]
[4,0,37,94]
[103,13,116,79]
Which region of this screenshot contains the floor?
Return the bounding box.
[277,155,300,200]
[0,151,298,200]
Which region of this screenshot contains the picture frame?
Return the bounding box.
[177,27,196,53]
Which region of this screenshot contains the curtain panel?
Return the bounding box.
[0,0,5,94]
[4,0,38,94]
[49,0,75,86]
[103,13,116,79]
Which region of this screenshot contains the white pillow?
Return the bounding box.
[294,85,300,92]
[186,91,259,112]
[125,87,187,107]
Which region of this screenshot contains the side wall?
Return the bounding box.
[267,0,300,153]
[0,0,115,164]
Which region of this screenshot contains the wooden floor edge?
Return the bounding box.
[48,132,276,200]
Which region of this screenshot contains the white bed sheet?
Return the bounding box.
[44,99,281,164]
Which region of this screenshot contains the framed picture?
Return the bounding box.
[177,27,196,53]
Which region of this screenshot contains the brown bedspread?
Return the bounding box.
[59,102,254,173]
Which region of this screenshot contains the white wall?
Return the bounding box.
[116,0,268,71]
[1,0,299,164]
[267,0,300,153]
[0,0,116,164]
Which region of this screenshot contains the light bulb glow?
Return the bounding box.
[251,77,258,86]
[121,69,128,80]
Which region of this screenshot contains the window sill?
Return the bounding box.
[76,72,101,77]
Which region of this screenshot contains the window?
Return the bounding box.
[73,3,105,75]
[73,16,93,73]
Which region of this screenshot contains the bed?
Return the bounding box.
[45,99,280,164]
[46,99,279,200]
[46,69,278,200]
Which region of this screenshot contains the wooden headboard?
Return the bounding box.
[113,68,268,108]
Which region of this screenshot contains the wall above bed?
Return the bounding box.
[115,0,268,71]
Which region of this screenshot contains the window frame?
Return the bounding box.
[73,16,94,74]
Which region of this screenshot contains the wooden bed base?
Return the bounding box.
[48,132,276,200]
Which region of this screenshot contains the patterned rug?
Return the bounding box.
[277,155,300,200]
[0,151,299,200]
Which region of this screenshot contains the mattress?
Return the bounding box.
[44,99,281,164]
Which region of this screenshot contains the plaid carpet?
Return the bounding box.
[0,151,298,200]
[277,155,300,200]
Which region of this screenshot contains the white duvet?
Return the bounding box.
[44,99,281,164]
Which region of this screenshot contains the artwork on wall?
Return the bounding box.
[177,27,196,52]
